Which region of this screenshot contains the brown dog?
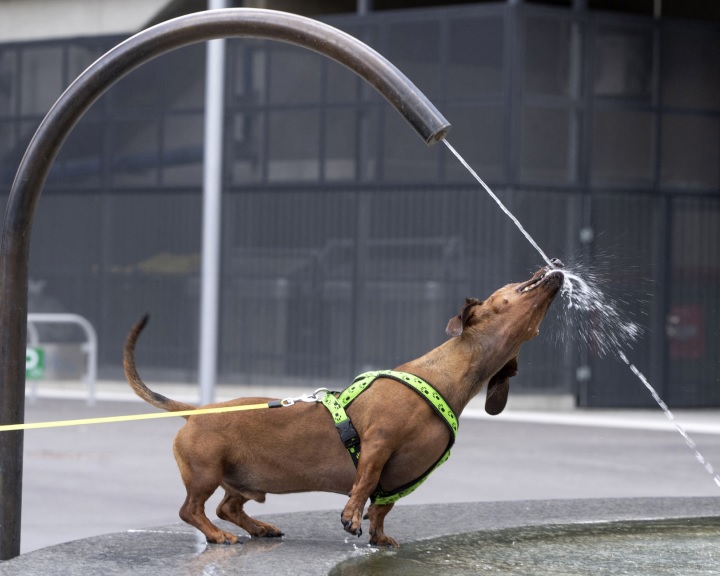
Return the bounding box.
[123,263,563,547]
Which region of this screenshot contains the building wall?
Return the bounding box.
[1,3,719,406]
[0,0,173,41]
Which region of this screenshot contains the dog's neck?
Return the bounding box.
[396,336,514,417]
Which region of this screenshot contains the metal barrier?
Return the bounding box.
[26,313,98,405]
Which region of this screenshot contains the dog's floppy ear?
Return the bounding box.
[485,356,518,416]
[445,298,483,337]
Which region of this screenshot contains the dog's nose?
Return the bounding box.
[549,258,564,269]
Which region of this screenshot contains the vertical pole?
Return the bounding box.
[568,0,585,183]
[356,0,373,15]
[0,341,24,560]
[198,1,227,405]
[0,181,30,562]
[351,193,371,375]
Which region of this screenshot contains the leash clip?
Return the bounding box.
[280,388,330,407]
[309,387,330,401]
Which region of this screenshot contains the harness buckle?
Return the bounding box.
[336,418,360,449]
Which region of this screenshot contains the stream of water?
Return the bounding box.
[443,138,720,490]
[618,351,720,488]
[443,140,554,268]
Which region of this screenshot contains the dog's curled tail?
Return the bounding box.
[124,314,196,414]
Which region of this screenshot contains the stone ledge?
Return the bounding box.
[1,497,717,575]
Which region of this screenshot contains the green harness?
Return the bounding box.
[320,370,458,505]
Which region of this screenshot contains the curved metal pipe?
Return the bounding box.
[0,8,450,559]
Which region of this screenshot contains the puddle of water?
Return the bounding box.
[331,518,720,576]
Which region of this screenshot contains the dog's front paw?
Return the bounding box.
[340,511,363,537]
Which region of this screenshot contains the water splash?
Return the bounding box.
[444,138,720,491]
[554,266,643,356]
[446,137,641,355]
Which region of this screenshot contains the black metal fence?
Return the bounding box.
[1,4,718,406]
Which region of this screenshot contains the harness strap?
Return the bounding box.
[322,370,458,506]
[320,392,361,466]
[346,370,459,436]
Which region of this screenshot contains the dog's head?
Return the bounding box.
[445,261,564,415]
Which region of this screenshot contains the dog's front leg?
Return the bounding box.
[367,502,398,547]
[341,444,392,537]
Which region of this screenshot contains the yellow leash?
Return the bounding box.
[0,388,333,432]
[0,402,275,432]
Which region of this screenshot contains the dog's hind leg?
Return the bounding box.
[216,487,284,538]
[174,444,239,544]
[178,480,239,544]
[367,502,398,548]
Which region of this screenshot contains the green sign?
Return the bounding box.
[26,347,45,380]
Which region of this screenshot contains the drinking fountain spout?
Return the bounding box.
[0,9,450,559]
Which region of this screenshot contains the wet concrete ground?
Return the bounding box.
[2,498,718,575]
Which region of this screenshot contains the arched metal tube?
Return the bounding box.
[0,8,450,559]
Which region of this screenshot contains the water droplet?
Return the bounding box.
[554,268,642,357]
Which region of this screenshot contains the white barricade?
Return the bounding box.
[27,313,98,405]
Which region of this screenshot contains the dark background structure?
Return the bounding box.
[1,0,718,409]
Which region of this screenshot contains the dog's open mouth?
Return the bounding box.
[518,273,548,293]
[517,261,565,294]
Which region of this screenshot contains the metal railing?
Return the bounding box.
[26,313,98,405]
